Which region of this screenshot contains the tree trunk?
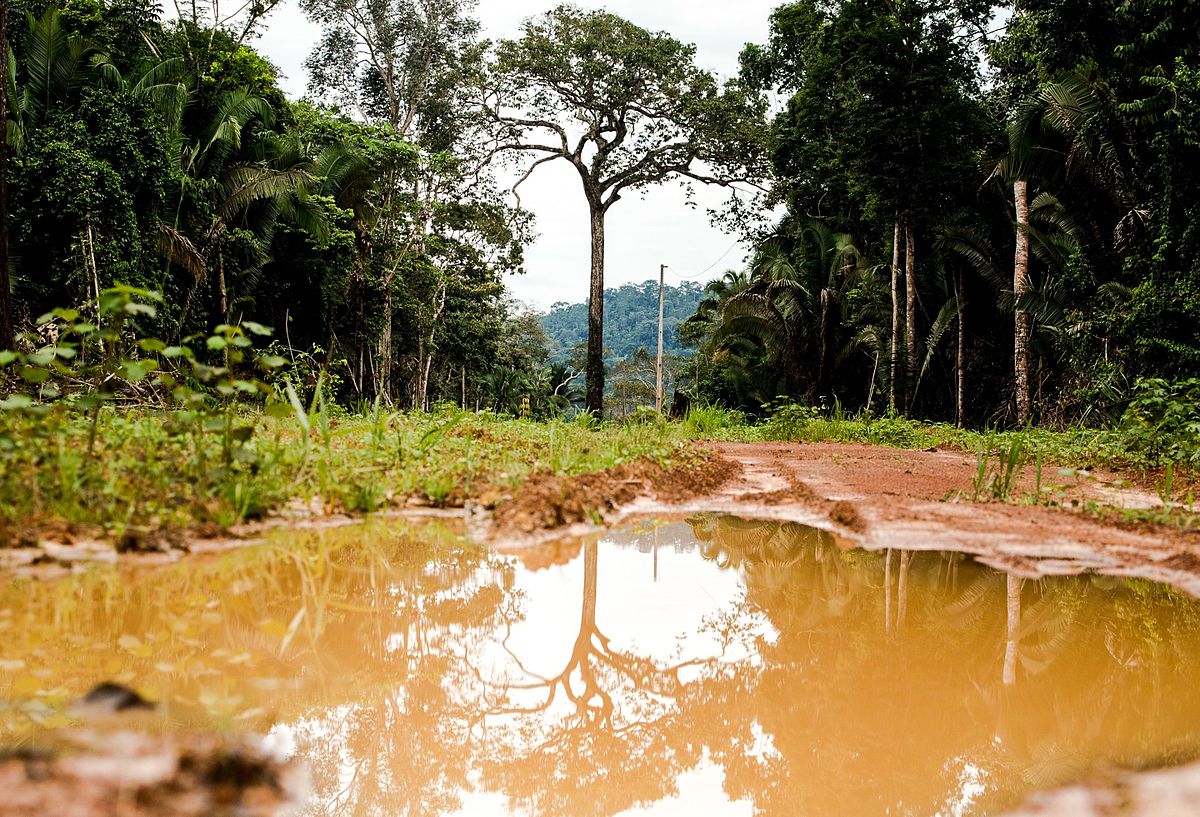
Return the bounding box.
[378,290,393,402]
[889,219,902,412]
[897,549,911,629]
[1003,574,1023,686]
[0,0,13,351]
[818,288,831,395]
[884,548,894,633]
[585,206,606,416]
[217,254,228,319]
[955,269,965,427]
[905,218,917,412]
[1013,180,1032,426]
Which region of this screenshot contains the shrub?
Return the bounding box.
[1118,378,1200,465]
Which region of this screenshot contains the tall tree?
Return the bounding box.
[302,0,510,403]
[301,0,480,145]
[743,0,989,413]
[1012,180,1032,425]
[481,6,766,414]
[0,0,11,349]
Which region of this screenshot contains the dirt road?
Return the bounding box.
[613,441,1200,597]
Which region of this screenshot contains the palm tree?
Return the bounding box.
[708,223,874,404]
[6,8,107,148]
[159,88,326,329]
[992,69,1133,425]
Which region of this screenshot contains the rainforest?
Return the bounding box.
[1,0,1200,816]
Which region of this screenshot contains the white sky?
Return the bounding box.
[254,0,782,310]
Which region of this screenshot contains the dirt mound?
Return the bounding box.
[493,452,740,534]
[0,731,303,817]
[829,500,866,532]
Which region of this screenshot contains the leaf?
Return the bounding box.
[122,360,156,382]
[284,382,309,433]
[206,336,228,351]
[18,366,49,384]
[242,321,272,336]
[0,351,17,365]
[0,395,35,410]
[229,425,254,442]
[263,401,293,419]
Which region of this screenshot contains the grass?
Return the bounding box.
[755,402,1174,473]
[0,404,697,546]
[3,389,1197,548]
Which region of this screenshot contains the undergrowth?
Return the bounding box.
[2,287,1196,545]
[0,287,692,545]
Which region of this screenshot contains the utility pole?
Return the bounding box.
[656,264,667,414]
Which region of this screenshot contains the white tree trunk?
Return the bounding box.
[1003,574,1023,686]
[1014,180,1032,426]
[905,219,917,411]
[890,219,902,412]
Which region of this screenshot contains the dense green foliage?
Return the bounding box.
[0,0,553,415]
[0,0,1197,443]
[684,0,1200,430]
[539,280,704,363]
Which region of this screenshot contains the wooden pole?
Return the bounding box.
[656,263,666,414]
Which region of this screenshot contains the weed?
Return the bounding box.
[970,436,1029,502]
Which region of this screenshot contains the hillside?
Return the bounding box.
[540,280,705,362]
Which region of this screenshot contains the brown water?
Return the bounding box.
[4,515,1200,816]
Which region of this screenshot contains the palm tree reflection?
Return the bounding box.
[141,517,1200,817]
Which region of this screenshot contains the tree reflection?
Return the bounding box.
[8,516,1200,817]
[475,537,743,816]
[292,546,517,817]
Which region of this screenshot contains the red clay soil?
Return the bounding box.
[492,452,740,535]
[610,441,1200,597]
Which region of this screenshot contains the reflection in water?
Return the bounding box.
[4,516,1200,816]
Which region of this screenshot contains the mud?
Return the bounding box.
[0,730,303,817]
[5,439,1200,816]
[491,451,740,535]
[999,761,1200,817]
[611,442,1200,597]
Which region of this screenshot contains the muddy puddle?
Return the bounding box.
[4,515,1200,816]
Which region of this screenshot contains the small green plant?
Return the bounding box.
[680,403,748,438]
[420,471,457,507]
[345,480,388,513]
[1158,463,1175,509]
[572,409,603,431]
[970,436,1029,501]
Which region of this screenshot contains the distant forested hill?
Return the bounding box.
[540,280,705,362]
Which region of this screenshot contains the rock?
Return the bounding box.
[74,682,156,715]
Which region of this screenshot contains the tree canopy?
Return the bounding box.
[482,4,768,413]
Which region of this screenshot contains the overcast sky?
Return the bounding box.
[253,0,782,310]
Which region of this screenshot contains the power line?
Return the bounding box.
[667,238,743,281]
